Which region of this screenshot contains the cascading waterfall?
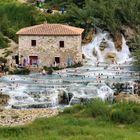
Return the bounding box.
[97,86,114,102]
[117,35,131,63]
[83,31,131,64]
[83,32,107,63]
[0,29,138,109]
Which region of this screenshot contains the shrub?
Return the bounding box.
[84,99,110,120]
[43,66,48,71]
[43,66,53,74]
[9,68,30,75]
[63,104,83,114]
[0,2,37,42]
[43,66,64,74]
[0,34,8,49]
[67,62,83,68]
[52,67,63,70]
[132,105,140,114]
[43,66,63,71]
[63,99,140,124]
[0,57,7,63]
[110,101,140,124]
[110,108,136,124]
[47,68,53,75]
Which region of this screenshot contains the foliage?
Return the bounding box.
[47,68,53,75]
[0,57,7,63]
[66,62,83,68]
[43,66,48,71]
[63,104,84,114]
[9,68,30,75]
[44,13,68,24]
[1,0,140,44]
[66,0,140,39]
[132,48,140,68]
[0,33,9,49]
[0,101,140,140]
[63,99,140,124]
[110,101,140,124]
[0,0,37,42]
[44,0,85,9]
[84,99,110,120]
[43,66,53,74]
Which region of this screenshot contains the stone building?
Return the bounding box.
[16,23,84,68]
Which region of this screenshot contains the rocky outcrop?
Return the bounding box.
[105,52,116,59]
[0,93,9,106]
[82,28,95,44]
[99,39,108,51]
[114,35,122,51]
[108,82,139,95]
[114,92,140,103]
[58,90,73,104]
[121,26,137,51]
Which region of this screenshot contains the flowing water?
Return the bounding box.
[0,31,139,109]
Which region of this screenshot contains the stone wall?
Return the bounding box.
[18,35,83,68]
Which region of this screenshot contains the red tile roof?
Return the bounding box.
[16,23,84,36]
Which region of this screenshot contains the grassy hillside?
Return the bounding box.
[0,117,139,140]
[43,0,140,34]
[0,0,38,48]
[0,100,140,140]
[1,0,140,43]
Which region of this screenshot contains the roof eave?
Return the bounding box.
[16,34,83,36]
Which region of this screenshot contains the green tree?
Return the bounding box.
[133,48,140,67]
[0,33,8,49]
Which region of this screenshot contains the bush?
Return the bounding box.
[43,66,48,71]
[43,66,53,74]
[0,1,37,42]
[63,99,140,124]
[110,108,136,124]
[132,105,140,114]
[110,101,140,124]
[9,68,30,75]
[63,104,83,114]
[52,67,63,70]
[43,66,64,74]
[84,99,110,120]
[47,68,53,75]
[67,62,83,68]
[0,57,7,63]
[0,33,9,49]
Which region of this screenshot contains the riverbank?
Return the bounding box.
[0,108,58,127]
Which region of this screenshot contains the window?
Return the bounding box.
[31,40,36,46]
[29,56,38,65]
[55,57,60,63]
[59,41,64,48]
